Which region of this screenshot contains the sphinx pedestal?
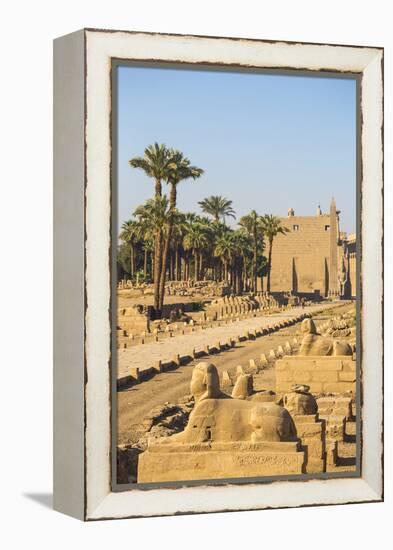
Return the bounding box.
[138,441,304,483]
[291,414,325,473]
[276,356,356,395]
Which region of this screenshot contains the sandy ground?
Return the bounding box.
[118,302,342,378]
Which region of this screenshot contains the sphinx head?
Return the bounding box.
[301,318,317,335]
[190,362,222,402]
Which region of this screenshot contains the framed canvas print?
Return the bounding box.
[53,29,383,520]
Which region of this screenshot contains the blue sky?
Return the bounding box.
[116,65,357,234]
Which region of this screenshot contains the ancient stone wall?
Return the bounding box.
[267,214,331,294]
[275,356,356,394]
[266,203,356,297]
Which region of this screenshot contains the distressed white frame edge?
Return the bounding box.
[53,29,86,520]
[60,29,382,520]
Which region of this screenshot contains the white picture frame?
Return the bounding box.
[53,28,383,520]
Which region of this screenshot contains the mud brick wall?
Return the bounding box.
[276,356,356,395]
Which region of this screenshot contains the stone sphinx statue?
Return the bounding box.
[137,363,305,482]
[153,362,297,446]
[299,318,352,356]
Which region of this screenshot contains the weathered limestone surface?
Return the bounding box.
[283,386,325,473]
[276,356,356,395]
[299,318,353,357]
[117,305,150,334]
[137,363,304,482]
[321,415,346,444]
[267,201,356,298]
[317,396,353,420]
[138,442,304,482]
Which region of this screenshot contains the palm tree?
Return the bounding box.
[119,220,139,278]
[239,210,264,293]
[214,231,236,283]
[134,220,154,280]
[159,150,204,309]
[260,214,290,293]
[129,143,173,311]
[129,142,172,197]
[231,229,252,293]
[134,196,170,312]
[198,196,236,224]
[183,222,209,280]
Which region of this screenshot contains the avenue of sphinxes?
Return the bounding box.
[116,201,358,485]
[137,310,357,483]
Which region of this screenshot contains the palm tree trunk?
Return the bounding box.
[130,243,134,278]
[175,247,179,281]
[187,257,190,281]
[155,178,162,197]
[267,237,273,293]
[143,248,148,276]
[133,244,136,276]
[253,230,257,294]
[194,251,198,280]
[170,253,175,281]
[159,183,177,310]
[154,230,163,313]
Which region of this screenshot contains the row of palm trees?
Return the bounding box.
[119,143,289,316]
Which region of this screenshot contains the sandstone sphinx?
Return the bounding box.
[137,362,304,482]
[276,319,356,395]
[299,318,352,356]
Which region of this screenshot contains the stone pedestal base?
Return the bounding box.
[320,415,346,443]
[137,441,304,483]
[317,396,353,420]
[276,356,356,395]
[291,414,325,473]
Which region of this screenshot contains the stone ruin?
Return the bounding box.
[117,304,150,336]
[204,293,279,320]
[118,278,232,298]
[137,363,304,482]
[165,280,231,298]
[135,359,356,483]
[276,318,356,395]
[117,290,284,341]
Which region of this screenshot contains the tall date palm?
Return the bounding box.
[129,143,173,311]
[239,210,264,293]
[159,150,204,309]
[198,195,236,224]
